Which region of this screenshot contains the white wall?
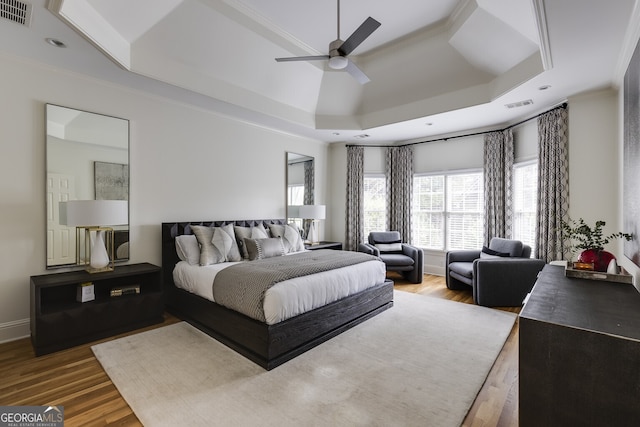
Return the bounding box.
[0,54,327,342]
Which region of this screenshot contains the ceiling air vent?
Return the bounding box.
[1,0,32,27]
[353,134,370,140]
[505,99,534,109]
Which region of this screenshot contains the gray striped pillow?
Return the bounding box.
[243,237,285,261]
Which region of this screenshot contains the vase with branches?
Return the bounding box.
[561,218,633,271]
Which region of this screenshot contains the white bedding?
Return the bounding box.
[173,257,386,325]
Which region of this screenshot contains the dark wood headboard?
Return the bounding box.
[161,219,286,292]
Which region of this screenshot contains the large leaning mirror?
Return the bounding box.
[46,104,130,269]
[286,152,314,217]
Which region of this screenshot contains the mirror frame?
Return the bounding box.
[45,104,130,269]
[286,152,314,219]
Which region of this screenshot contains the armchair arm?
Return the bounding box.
[358,243,380,256]
[401,243,420,258]
[473,258,545,307]
[401,243,424,284]
[446,250,481,265]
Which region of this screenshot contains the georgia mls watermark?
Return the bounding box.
[0,406,64,427]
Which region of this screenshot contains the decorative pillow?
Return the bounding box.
[243,237,285,261]
[234,224,270,259]
[480,246,511,259]
[212,224,242,262]
[269,224,305,254]
[175,234,200,265]
[375,242,403,253]
[191,226,217,265]
[191,224,241,265]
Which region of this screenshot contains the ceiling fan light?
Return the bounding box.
[329,56,348,70]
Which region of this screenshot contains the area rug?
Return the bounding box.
[92,291,516,427]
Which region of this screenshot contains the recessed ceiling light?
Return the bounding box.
[45,38,66,48]
[538,85,551,91]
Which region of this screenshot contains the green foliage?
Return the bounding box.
[561,218,633,252]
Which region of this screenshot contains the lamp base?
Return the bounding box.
[305,220,323,245]
[77,227,115,273]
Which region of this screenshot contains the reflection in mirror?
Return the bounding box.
[46,104,130,269]
[286,152,314,207]
[286,152,314,236]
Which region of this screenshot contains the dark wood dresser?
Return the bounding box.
[519,264,640,426]
[31,263,164,356]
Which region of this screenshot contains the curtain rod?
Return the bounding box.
[345,102,568,148]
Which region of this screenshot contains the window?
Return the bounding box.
[413,172,483,250]
[363,175,387,239]
[287,185,304,205]
[513,161,538,253]
[412,175,444,248]
[446,173,484,250]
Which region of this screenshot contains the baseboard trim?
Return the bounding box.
[0,318,30,344]
[425,266,445,276]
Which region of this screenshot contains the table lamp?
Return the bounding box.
[298,205,326,245]
[59,200,128,273]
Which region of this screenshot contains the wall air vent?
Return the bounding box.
[0,0,32,27]
[505,99,534,109]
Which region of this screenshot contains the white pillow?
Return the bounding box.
[175,235,200,265]
[268,224,305,254]
[375,243,403,253]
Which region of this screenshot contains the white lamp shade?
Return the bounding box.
[60,200,128,226]
[287,205,301,218]
[298,205,326,220]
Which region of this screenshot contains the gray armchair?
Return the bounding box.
[359,231,424,284]
[446,237,545,307]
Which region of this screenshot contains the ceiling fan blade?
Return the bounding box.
[338,17,381,56]
[275,55,330,62]
[344,60,370,84]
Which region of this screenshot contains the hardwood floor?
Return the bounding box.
[0,274,519,426]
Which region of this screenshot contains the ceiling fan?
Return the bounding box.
[275,0,381,84]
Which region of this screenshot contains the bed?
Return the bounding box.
[161,219,394,370]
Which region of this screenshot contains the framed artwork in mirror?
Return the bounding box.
[95,161,129,200]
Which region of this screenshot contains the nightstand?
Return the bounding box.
[305,241,343,250]
[30,262,164,356]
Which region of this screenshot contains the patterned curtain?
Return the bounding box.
[483,129,514,243]
[385,146,414,243]
[536,107,569,262]
[345,146,365,251]
[302,160,314,237]
[303,160,314,205]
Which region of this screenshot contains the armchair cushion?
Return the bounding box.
[381,253,415,267]
[448,262,474,279]
[488,237,523,257]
